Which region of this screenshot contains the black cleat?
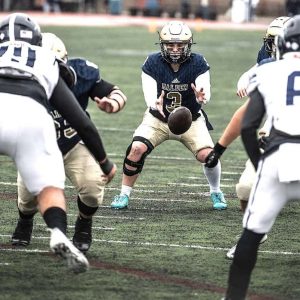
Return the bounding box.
[72,216,92,253]
[11,218,33,246]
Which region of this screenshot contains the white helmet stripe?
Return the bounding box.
[8,13,17,42]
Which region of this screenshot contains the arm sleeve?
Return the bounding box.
[241,88,266,169]
[50,77,107,163]
[89,79,115,100]
[141,71,158,108]
[195,70,211,102]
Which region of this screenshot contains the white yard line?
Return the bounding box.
[0,235,298,257]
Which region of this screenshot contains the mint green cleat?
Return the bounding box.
[111,195,129,209]
[210,192,227,210]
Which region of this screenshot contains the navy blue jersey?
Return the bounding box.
[256,44,271,64]
[50,58,101,155]
[142,52,210,122]
[258,57,275,66]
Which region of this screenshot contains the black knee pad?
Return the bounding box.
[123,136,154,176]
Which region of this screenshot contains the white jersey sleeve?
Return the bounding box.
[254,58,300,136]
[195,70,211,103]
[141,71,158,108]
[0,41,59,99]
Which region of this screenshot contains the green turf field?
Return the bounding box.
[0,25,299,300]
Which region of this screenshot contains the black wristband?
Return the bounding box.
[214,142,227,155]
[100,159,114,175]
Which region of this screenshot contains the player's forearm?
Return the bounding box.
[218,100,249,147]
[50,77,108,163]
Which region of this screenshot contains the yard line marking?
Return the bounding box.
[0,235,298,257]
[67,214,146,220]
[34,223,115,231]
[92,239,300,256]
[130,197,196,203]
[0,247,48,253]
[0,262,11,265]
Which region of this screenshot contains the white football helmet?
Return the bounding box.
[42,32,68,63]
[159,21,193,64]
[264,16,290,55]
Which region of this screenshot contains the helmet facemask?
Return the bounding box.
[160,40,192,64]
[263,35,276,55]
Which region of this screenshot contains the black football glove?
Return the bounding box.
[205,142,227,168]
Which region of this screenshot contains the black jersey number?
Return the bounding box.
[0,45,36,67]
[165,91,182,113]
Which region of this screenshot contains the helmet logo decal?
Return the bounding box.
[20,30,33,39]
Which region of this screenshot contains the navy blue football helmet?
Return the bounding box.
[276,15,300,59]
[0,13,42,46]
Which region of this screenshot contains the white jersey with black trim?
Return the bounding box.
[247,56,300,136]
[0,41,59,99]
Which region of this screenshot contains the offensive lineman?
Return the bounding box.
[0,13,115,272]
[111,21,227,210]
[12,32,126,253]
[225,15,300,299]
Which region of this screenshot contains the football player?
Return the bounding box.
[111,21,227,211]
[225,15,300,299]
[11,32,126,253]
[0,13,115,273]
[204,16,290,259]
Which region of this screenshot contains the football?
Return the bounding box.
[168,106,192,135]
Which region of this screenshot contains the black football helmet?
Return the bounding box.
[158,21,193,64]
[0,13,42,45]
[276,15,300,59]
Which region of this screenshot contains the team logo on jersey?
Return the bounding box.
[172,78,180,84]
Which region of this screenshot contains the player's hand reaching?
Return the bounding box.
[95,96,115,113]
[155,90,166,118]
[205,143,227,168]
[191,83,207,104]
[236,87,248,98]
[99,158,117,184]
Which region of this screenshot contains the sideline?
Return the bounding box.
[0,12,269,31]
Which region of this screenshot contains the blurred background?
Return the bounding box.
[0,0,299,23]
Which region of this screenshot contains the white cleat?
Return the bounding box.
[49,228,89,273]
[226,234,268,260]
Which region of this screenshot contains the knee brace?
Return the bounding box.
[236,182,252,201]
[123,136,154,176]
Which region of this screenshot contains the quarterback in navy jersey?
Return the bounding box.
[12,33,127,253]
[111,21,227,211]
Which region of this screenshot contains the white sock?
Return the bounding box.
[120,185,132,197]
[202,161,221,194]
